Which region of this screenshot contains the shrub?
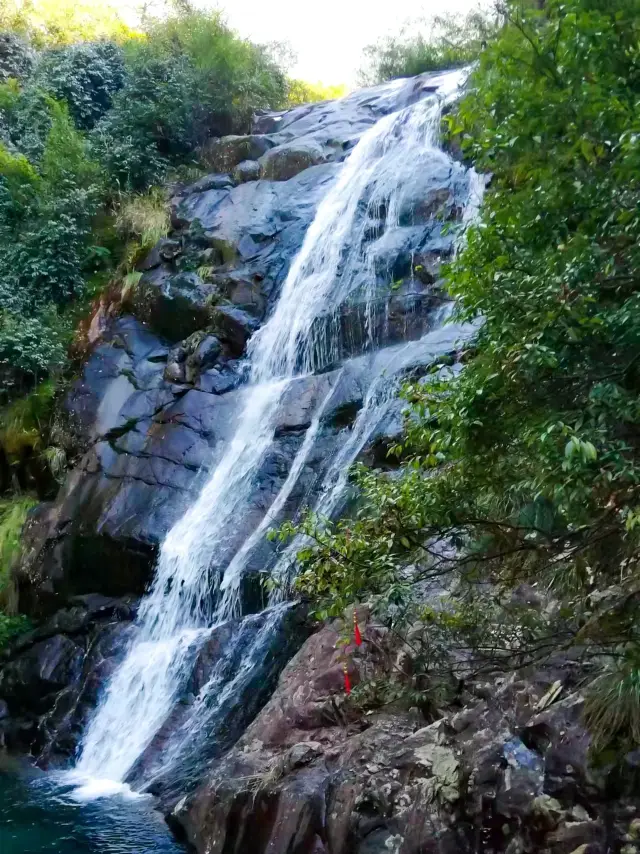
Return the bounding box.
[91,9,287,190]
[0,496,36,604]
[0,98,100,389]
[0,379,57,461]
[0,612,30,647]
[0,32,35,82]
[33,41,125,130]
[0,0,136,47]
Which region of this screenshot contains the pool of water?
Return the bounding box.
[0,760,186,854]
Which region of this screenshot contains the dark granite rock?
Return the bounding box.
[212,305,261,356]
[134,270,213,341]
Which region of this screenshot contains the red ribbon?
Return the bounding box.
[353,610,362,647]
[343,663,351,695]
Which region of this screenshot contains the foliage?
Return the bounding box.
[0,98,100,388]
[115,187,169,252]
[0,612,30,648]
[287,79,348,105]
[282,0,640,747]
[0,0,137,47]
[0,496,36,597]
[33,41,125,130]
[0,379,57,462]
[359,8,499,84]
[585,662,640,753]
[0,3,290,387]
[0,32,34,82]
[91,10,287,190]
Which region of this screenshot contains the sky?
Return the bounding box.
[212,0,482,85]
[133,0,485,87]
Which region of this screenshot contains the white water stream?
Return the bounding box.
[71,69,475,794]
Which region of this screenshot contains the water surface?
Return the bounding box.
[0,764,185,854]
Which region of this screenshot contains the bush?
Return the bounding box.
[287,79,348,105]
[0,0,136,47]
[0,97,100,389]
[33,41,125,130]
[0,496,36,603]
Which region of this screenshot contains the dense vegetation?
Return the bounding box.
[286,0,640,756]
[359,7,498,84]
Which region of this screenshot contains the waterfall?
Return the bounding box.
[70,69,476,796]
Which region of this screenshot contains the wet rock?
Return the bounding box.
[195,334,222,366]
[0,596,134,742]
[197,366,242,395]
[134,270,212,341]
[180,173,234,194]
[277,372,339,432]
[174,163,339,302]
[213,305,260,356]
[209,271,267,317]
[0,634,84,706]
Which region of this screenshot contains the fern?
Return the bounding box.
[196,265,214,282]
[121,270,143,301]
[584,663,640,751]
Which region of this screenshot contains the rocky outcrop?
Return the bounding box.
[174,616,640,854]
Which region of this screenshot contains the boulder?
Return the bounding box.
[259,140,328,181]
[173,621,640,854]
[233,159,261,184]
[0,598,135,757]
[201,135,274,173]
[193,334,222,370]
[213,305,260,356]
[209,271,267,317]
[174,164,339,304]
[134,269,212,341]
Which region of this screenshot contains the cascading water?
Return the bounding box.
[70,68,478,796]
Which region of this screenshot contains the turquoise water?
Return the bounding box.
[0,763,186,854]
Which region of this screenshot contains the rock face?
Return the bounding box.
[174,617,640,854]
[0,595,136,758]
